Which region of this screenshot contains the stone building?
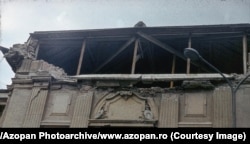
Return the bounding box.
[0,23,250,128]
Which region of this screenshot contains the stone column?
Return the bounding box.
[213,87,232,127]
[70,86,94,128]
[22,82,49,127]
[2,87,32,127]
[158,93,179,128]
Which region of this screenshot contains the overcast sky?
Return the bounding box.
[0,0,250,88]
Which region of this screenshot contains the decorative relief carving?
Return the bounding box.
[144,102,153,120]
[94,106,105,119]
[90,91,158,126]
[119,91,132,96]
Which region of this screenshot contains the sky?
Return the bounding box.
[0,0,250,89]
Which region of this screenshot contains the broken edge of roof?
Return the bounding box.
[0,46,9,54]
[30,23,250,35]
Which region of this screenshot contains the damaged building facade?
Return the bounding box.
[0,23,250,127]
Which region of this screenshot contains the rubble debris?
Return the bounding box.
[3,39,38,72]
[30,60,68,80]
[2,38,69,80]
[182,80,214,90]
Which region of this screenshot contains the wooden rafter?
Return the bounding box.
[76,40,86,75]
[170,55,176,88]
[93,37,136,73]
[137,32,185,60]
[243,34,248,74]
[131,39,139,74]
[137,31,210,72]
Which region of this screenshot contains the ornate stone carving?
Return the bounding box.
[94,106,105,119]
[144,102,153,120]
[90,90,158,127]
[119,91,132,100]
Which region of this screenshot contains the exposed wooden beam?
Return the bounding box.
[137,31,210,72]
[131,39,139,74]
[93,37,136,73]
[137,32,185,60]
[186,35,192,74]
[76,40,86,75]
[243,34,248,74]
[170,55,176,88]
